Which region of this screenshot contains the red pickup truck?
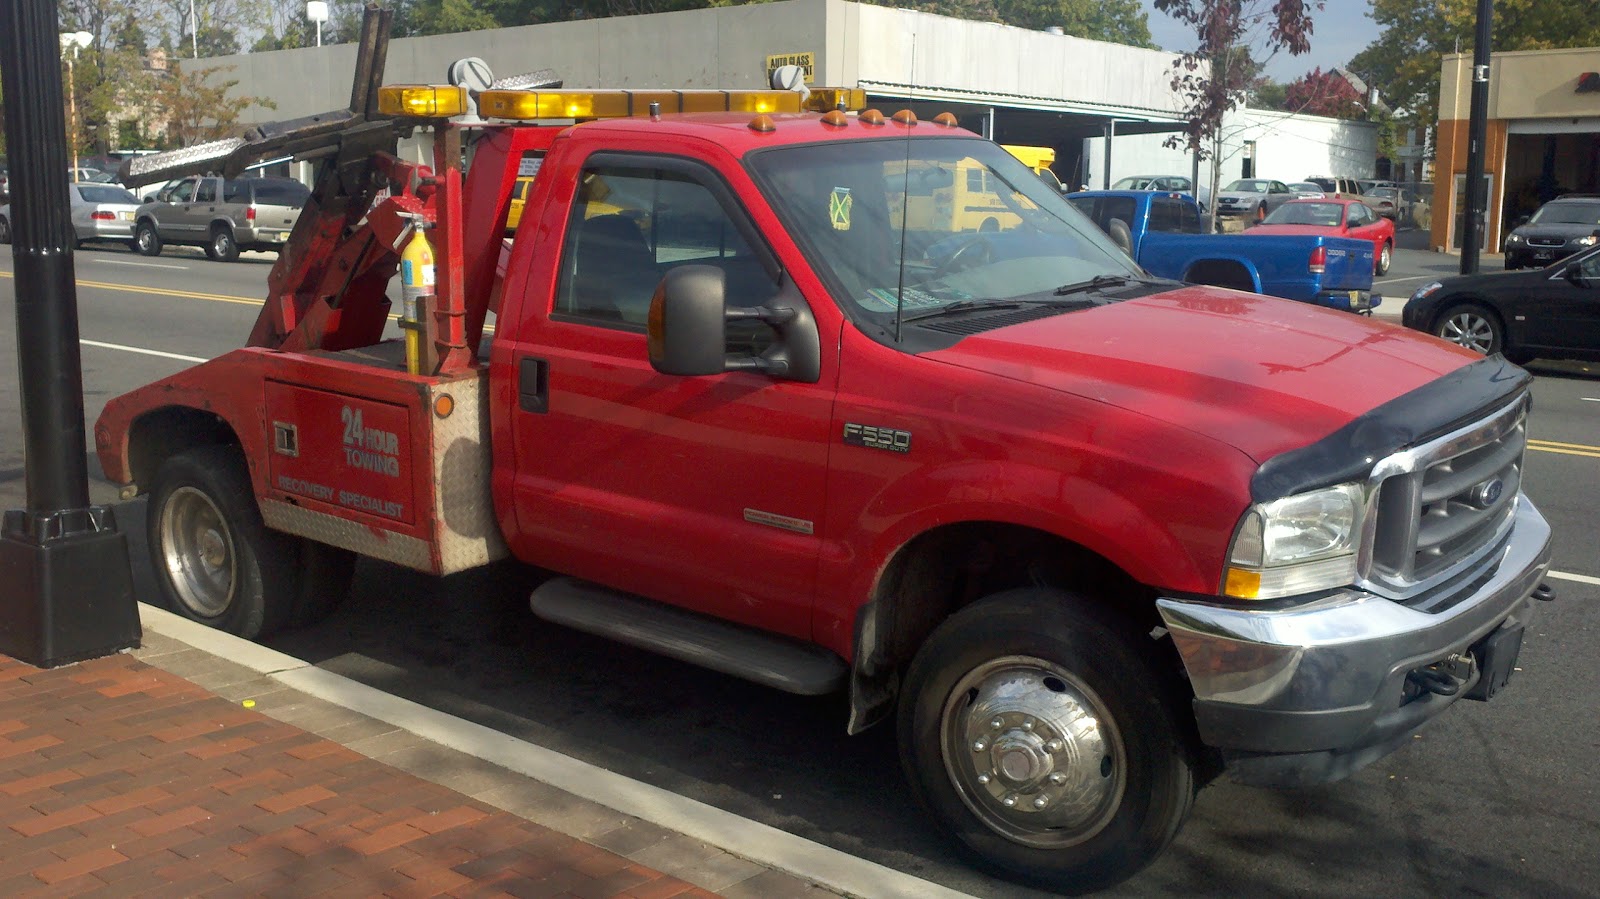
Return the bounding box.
[96,63,1553,890]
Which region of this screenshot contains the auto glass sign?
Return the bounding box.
[766,52,815,85]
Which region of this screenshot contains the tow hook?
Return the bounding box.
[1533,582,1556,602]
[1407,653,1475,698]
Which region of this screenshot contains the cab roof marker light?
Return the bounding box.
[859,109,886,126]
[892,109,918,125]
[126,138,246,178]
[377,85,468,118]
[933,112,959,127]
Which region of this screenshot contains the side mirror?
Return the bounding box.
[1564,264,1589,286]
[648,266,729,377]
[1512,215,1530,229]
[647,266,821,383]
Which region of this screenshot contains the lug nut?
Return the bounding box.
[990,718,1004,730]
[1023,720,1035,731]
[977,774,990,785]
[1047,739,1064,752]
[973,740,987,752]
[1033,796,1049,809]
[1050,773,1068,785]
[1002,795,1017,807]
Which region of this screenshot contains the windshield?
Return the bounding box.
[1112,177,1154,190]
[1263,202,1344,227]
[1289,182,1322,192]
[1371,188,1399,199]
[1530,202,1600,225]
[76,185,139,204]
[747,138,1140,333]
[1223,180,1270,193]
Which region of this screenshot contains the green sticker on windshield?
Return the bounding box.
[830,187,852,231]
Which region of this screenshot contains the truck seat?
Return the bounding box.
[569,214,659,324]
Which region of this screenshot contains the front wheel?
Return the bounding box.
[1376,241,1392,276]
[898,588,1196,893]
[1434,302,1503,356]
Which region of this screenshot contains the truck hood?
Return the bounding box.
[922,285,1478,463]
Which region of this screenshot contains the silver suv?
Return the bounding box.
[133,175,310,261]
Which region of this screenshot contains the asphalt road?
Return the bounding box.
[0,240,1596,898]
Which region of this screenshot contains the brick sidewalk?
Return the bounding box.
[0,651,720,898]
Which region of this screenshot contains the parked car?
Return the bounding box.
[1111,175,1209,211]
[1365,187,1407,221]
[0,182,144,248]
[68,167,103,183]
[1068,189,1379,311]
[133,175,311,261]
[0,165,9,202]
[1213,178,1298,221]
[1288,181,1327,198]
[1249,198,1396,275]
[1403,244,1600,363]
[1501,194,1600,270]
[1305,176,1368,201]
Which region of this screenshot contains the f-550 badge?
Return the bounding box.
[843,422,911,453]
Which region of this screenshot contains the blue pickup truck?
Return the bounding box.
[1068,190,1379,312]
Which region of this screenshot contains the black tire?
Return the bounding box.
[1433,302,1504,356]
[0,215,11,244]
[206,225,240,262]
[148,445,298,638]
[134,220,162,256]
[292,540,357,627]
[898,588,1196,894]
[1376,241,1392,276]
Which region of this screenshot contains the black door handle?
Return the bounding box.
[519,357,549,414]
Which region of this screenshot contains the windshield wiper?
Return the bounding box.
[1054,274,1145,296]
[902,297,1097,323]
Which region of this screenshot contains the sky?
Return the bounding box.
[1138,1,1381,83]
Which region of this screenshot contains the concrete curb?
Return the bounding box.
[137,603,977,899]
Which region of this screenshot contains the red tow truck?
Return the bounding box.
[97,13,1555,891]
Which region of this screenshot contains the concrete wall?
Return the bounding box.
[202,0,1185,126]
[1082,108,1378,192]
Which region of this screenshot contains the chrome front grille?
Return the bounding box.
[1361,396,1528,602]
[1526,237,1566,248]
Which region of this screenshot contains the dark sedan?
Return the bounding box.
[1502,195,1600,270]
[1402,246,1600,363]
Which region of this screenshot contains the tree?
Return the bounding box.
[153,61,275,146]
[1250,79,1288,110]
[1154,0,1322,228]
[991,0,1154,47]
[1284,66,1364,119]
[1351,0,1600,130]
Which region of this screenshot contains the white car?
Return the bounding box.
[0,182,143,248]
[1288,181,1327,198]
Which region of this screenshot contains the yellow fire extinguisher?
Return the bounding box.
[399,221,435,376]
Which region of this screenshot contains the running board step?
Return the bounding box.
[529,578,847,696]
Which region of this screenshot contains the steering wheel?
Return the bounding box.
[930,235,993,280]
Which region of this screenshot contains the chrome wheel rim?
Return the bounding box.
[1438,312,1495,354]
[159,487,236,618]
[213,232,230,256]
[136,226,154,252]
[940,656,1125,849]
[1379,245,1391,272]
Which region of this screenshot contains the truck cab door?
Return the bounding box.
[161,177,199,238]
[503,154,832,639]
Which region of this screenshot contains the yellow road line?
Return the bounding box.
[1529,444,1600,459]
[1,268,495,333]
[1529,438,1600,452]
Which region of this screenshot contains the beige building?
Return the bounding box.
[1434,46,1600,253]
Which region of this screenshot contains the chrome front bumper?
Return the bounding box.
[1157,497,1552,785]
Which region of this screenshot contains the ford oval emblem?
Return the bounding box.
[1471,478,1505,508]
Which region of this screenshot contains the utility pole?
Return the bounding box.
[0,0,141,667]
[1460,0,1493,274]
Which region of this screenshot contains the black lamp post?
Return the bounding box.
[0,0,141,666]
[1460,0,1493,274]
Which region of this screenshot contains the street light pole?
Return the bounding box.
[59,32,93,179]
[1460,0,1493,274]
[0,0,141,667]
[189,0,198,59]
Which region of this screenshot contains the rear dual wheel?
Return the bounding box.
[899,588,1197,893]
[149,445,354,638]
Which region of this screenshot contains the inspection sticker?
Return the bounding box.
[830,187,852,231]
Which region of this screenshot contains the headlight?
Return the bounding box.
[1410,281,1442,303]
[1505,233,1522,244]
[1223,484,1364,600]
[1577,235,1598,247]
